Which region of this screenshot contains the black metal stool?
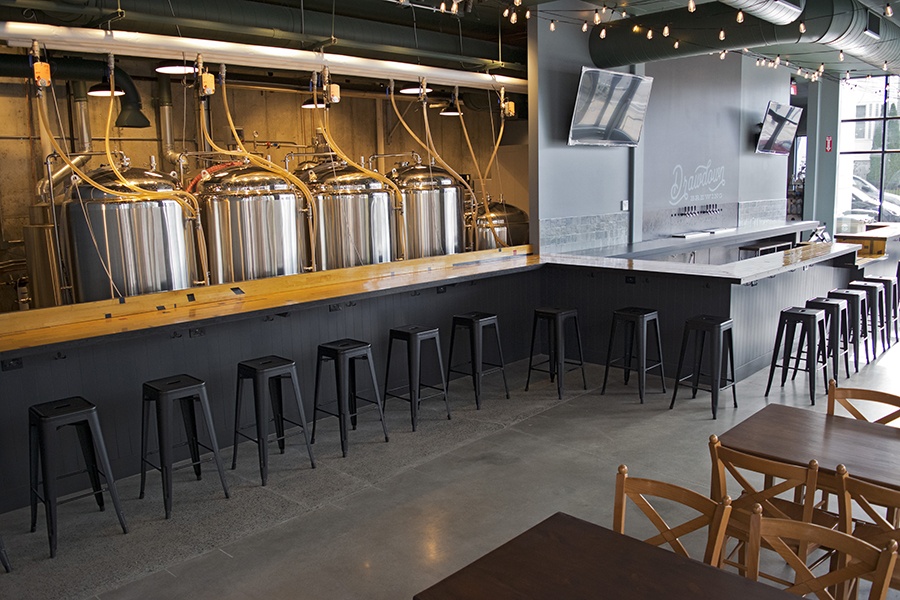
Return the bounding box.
[28,397,128,558]
[312,339,389,457]
[669,315,736,419]
[525,307,587,399]
[764,307,829,405]
[803,298,851,384]
[140,374,230,518]
[383,325,451,431]
[828,288,870,371]
[0,535,10,572]
[232,356,316,486]
[446,312,510,409]
[849,280,887,358]
[864,274,899,345]
[601,307,665,403]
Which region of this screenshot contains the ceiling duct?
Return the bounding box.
[719,0,805,26]
[589,0,900,74]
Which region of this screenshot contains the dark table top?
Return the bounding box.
[717,404,900,490]
[413,512,792,600]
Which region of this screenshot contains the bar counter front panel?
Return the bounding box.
[0,241,858,512]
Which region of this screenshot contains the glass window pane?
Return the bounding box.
[886,121,900,150]
[840,121,880,151]
[837,153,882,223]
[841,76,885,120]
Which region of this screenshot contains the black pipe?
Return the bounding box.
[0,54,149,127]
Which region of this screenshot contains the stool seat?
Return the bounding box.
[29,396,128,558]
[525,307,586,399]
[670,314,737,419]
[232,355,316,486]
[828,288,870,371]
[864,274,899,345]
[447,312,510,409]
[313,340,389,457]
[764,307,829,405]
[601,307,666,403]
[804,298,851,383]
[384,325,450,431]
[140,374,230,519]
[848,280,887,358]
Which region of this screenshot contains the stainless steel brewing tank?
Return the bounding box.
[302,162,396,270]
[196,165,304,284]
[475,202,529,249]
[65,167,192,303]
[392,163,464,259]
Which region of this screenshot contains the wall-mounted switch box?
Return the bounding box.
[621,200,630,211]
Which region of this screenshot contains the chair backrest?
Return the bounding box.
[709,434,819,522]
[827,379,900,425]
[836,464,900,544]
[747,504,898,600]
[613,464,732,566]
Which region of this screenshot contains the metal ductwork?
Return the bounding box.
[719,0,805,26]
[156,73,184,167]
[0,54,149,127]
[590,0,900,74]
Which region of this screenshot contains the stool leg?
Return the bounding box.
[805,322,817,405]
[433,337,452,420]
[493,321,510,399]
[409,337,421,431]
[179,396,202,479]
[653,317,666,393]
[710,329,722,420]
[366,348,390,443]
[727,330,738,408]
[139,396,150,499]
[156,393,175,518]
[335,356,350,457]
[790,327,806,382]
[349,359,358,431]
[818,318,830,402]
[85,412,128,536]
[623,320,634,386]
[601,317,618,395]
[446,323,457,391]
[231,373,244,470]
[197,386,231,496]
[524,314,539,392]
[849,305,861,373]
[636,318,647,404]
[253,375,270,486]
[841,309,851,379]
[764,319,787,397]
[670,326,691,409]
[868,297,878,359]
[312,354,324,444]
[29,417,38,533]
[38,420,58,557]
[269,376,286,454]
[470,323,483,408]
[383,335,395,410]
[573,316,587,390]
[0,535,10,573]
[286,367,316,469]
[827,312,840,385]
[878,292,887,353]
[691,330,705,399]
[554,316,565,399]
[74,421,104,511]
[781,322,798,387]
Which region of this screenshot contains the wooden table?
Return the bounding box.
[717,404,900,490]
[413,512,792,600]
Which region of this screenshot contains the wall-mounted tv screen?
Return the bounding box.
[756,100,803,155]
[567,67,653,147]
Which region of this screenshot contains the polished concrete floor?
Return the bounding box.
[3,342,900,599]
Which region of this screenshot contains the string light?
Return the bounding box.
[720,50,727,60]
[632,24,640,33]
[513,0,521,5]
[774,55,781,67]
[621,9,626,17]
[797,66,803,74]
[549,19,556,31]
[601,5,607,14]
[756,58,762,66]
[839,49,844,61]
[450,1,458,14]
[688,0,696,12]
[510,11,517,23]
[582,21,588,32]
[525,8,530,19]
[719,28,726,41]
[799,21,806,33]
[593,9,601,25]
[502,6,509,17]
[819,62,825,73]
[440,1,446,12]
[846,70,851,80]
[662,25,670,37]
[887,3,894,17]
[600,27,607,39]
[647,29,653,39]
[673,39,679,48]
[884,60,889,70]
[736,10,744,23]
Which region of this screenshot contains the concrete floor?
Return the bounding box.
[3,344,900,599]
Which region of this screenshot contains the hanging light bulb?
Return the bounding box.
[887,3,894,17]
[647,29,653,39]
[510,11,517,23]
[756,58,762,66]
[632,24,640,33]
[601,5,607,14]
[688,0,696,12]
[884,60,889,70]
[502,6,509,17]
[736,10,744,23]
[582,21,588,32]
[819,62,825,73]
[593,9,601,25]
[525,8,530,19]
[846,70,851,80]
[621,9,627,17]
[673,39,679,48]
[440,1,446,12]
[719,28,726,41]
[839,49,845,61]
[513,0,521,5]
[549,19,556,32]
[663,25,670,37]
[450,1,458,14]
[774,55,781,66]
[720,50,727,60]
[600,27,607,39]
[797,66,803,74]
[799,21,806,33]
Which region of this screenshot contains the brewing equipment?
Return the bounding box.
[196,164,305,284]
[392,161,464,259]
[300,161,396,270]
[65,167,192,302]
[475,201,529,249]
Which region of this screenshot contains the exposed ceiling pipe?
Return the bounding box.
[156,73,185,167]
[719,0,806,26]
[0,22,528,93]
[38,79,92,199]
[0,53,150,127]
[589,0,900,74]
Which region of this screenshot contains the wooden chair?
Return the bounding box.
[827,379,900,425]
[613,464,732,566]
[836,464,900,592]
[747,503,898,600]
[709,434,838,576]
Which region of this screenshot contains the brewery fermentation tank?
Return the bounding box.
[300,161,396,270]
[475,202,529,250]
[392,162,464,259]
[196,165,305,284]
[65,167,192,303]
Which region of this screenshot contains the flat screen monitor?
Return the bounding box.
[567,67,653,147]
[756,100,803,155]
